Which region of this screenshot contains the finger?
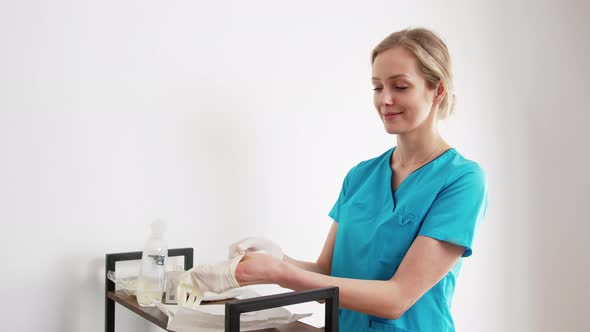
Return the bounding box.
[236,238,256,251]
[177,291,185,306]
[229,244,257,259]
[229,248,249,259]
[228,245,240,259]
[228,238,254,258]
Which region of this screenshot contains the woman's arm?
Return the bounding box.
[282,222,338,275]
[236,234,464,320]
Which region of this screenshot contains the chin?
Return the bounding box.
[383,124,403,135]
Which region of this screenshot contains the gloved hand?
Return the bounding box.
[228,237,284,261]
[176,253,244,309]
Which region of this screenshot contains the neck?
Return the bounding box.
[394,125,446,167]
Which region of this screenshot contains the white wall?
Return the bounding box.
[1,1,588,331]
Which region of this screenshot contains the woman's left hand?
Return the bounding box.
[235,252,285,286]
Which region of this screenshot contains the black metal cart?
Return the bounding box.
[105,248,339,332]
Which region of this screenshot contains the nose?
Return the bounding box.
[378,88,394,107]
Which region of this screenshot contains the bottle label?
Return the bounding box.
[148,254,166,266]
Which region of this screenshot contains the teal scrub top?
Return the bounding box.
[329,147,488,332]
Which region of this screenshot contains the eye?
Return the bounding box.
[373,87,383,92]
[395,86,408,90]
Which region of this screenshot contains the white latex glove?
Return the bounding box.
[228,237,283,261]
[176,253,244,309]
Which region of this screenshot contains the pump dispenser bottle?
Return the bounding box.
[137,220,168,307]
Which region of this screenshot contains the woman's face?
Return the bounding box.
[372,46,439,135]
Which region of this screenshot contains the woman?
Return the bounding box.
[232,28,488,331]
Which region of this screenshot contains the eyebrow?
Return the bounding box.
[371,74,411,81]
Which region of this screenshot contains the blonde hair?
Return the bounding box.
[371,28,456,118]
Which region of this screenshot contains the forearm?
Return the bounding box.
[277,263,408,320]
[282,255,329,275]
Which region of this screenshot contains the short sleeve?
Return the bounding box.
[418,167,488,257]
[328,165,357,223]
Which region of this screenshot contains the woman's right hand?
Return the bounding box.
[235,252,286,286]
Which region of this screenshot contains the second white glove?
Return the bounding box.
[228,236,283,261]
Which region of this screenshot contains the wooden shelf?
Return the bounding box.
[107,290,322,331]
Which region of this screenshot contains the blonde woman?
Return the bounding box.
[231,28,488,331]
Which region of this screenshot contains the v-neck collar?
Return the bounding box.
[387,146,455,211]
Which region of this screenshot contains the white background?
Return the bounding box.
[1,1,588,331]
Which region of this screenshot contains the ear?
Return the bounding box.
[433,82,446,104]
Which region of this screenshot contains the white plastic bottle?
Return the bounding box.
[137,220,168,307]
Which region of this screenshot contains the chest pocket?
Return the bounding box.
[340,201,378,225]
[369,208,422,279]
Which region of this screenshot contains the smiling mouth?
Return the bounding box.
[383,112,403,119]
